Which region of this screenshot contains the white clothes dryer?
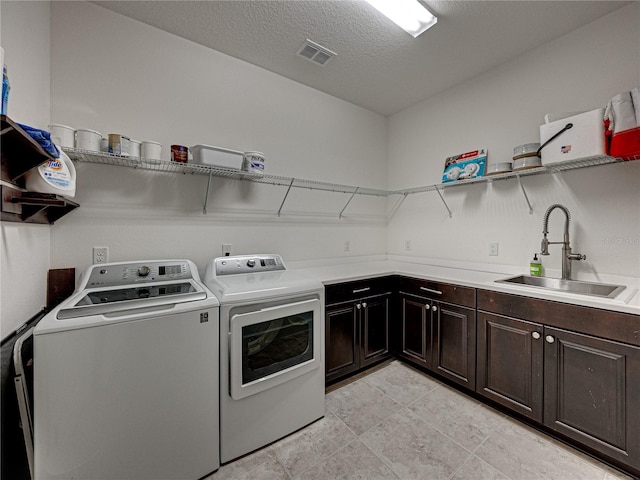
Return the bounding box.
[33,260,220,480]
[204,254,325,463]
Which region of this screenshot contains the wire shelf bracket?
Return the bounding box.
[516,174,534,215]
[434,186,453,218]
[386,192,408,223]
[339,187,359,219]
[277,179,295,217]
[203,171,213,214]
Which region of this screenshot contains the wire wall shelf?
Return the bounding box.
[64,148,388,195]
[65,148,636,218]
[64,148,388,216]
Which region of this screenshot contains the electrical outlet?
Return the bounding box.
[405,240,412,251]
[93,247,109,264]
[222,244,232,256]
[489,242,499,256]
[344,240,351,252]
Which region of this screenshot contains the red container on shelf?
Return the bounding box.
[170,144,188,163]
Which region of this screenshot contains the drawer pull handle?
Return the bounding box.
[420,287,443,295]
[352,287,371,294]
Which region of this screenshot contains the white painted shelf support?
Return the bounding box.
[386,192,408,223]
[277,179,295,217]
[516,174,534,215]
[339,187,359,219]
[203,171,213,214]
[435,186,453,218]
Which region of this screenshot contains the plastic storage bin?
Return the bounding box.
[191,144,244,170]
[539,108,606,165]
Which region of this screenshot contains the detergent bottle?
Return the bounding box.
[25,148,76,198]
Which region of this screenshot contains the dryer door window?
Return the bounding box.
[229,298,321,400]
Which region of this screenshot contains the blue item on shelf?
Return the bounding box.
[17,123,60,158]
[1,65,9,115]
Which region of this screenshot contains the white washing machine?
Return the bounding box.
[204,254,325,463]
[33,260,220,480]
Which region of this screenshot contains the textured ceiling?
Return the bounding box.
[94,0,629,116]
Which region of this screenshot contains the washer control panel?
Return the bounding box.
[214,254,286,276]
[84,260,193,288]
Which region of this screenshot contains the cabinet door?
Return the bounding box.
[325,304,359,383]
[433,302,476,390]
[360,295,390,367]
[544,327,640,471]
[400,297,431,368]
[476,312,543,421]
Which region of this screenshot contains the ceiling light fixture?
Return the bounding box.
[366,0,437,38]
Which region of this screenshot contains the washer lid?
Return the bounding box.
[205,270,322,304]
[57,280,207,320]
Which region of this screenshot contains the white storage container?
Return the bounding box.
[539,108,606,165]
[191,144,244,170]
[48,124,75,148]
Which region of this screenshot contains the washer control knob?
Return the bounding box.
[137,266,151,277]
[247,259,256,268]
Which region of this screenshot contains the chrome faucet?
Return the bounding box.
[540,204,586,280]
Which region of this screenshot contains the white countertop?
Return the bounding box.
[287,255,640,315]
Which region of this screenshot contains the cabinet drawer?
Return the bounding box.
[398,277,475,308]
[478,289,640,347]
[325,276,395,305]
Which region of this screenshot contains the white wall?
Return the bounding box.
[49,1,388,278]
[2,2,639,340]
[0,1,51,338]
[387,3,640,279]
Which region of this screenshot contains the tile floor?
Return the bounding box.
[206,360,633,480]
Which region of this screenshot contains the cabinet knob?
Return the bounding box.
[545,335,555,344]
[532,332,541,340]
[362,302,367,309]
[431,305,438,312]
[356,303,361,310]
[425,304,431,309]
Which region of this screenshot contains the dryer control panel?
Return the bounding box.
[214,254,286,276]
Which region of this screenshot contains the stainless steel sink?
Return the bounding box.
[496,275,626,299]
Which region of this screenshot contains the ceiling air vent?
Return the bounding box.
[296,39,336,66]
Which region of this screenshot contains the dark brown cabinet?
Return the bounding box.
[478,289,640,474]
[398,278,476,390]
[360,294,390,367]
[433,302,476,390]
[325,277,392,383]
[1,115,79,224]
[544,327,640,472]
[400,296,431,368]
[476,312,543,421]
[325,303,359,381]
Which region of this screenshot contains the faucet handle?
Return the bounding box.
[540,237,550,255]
[568,253,586,261]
